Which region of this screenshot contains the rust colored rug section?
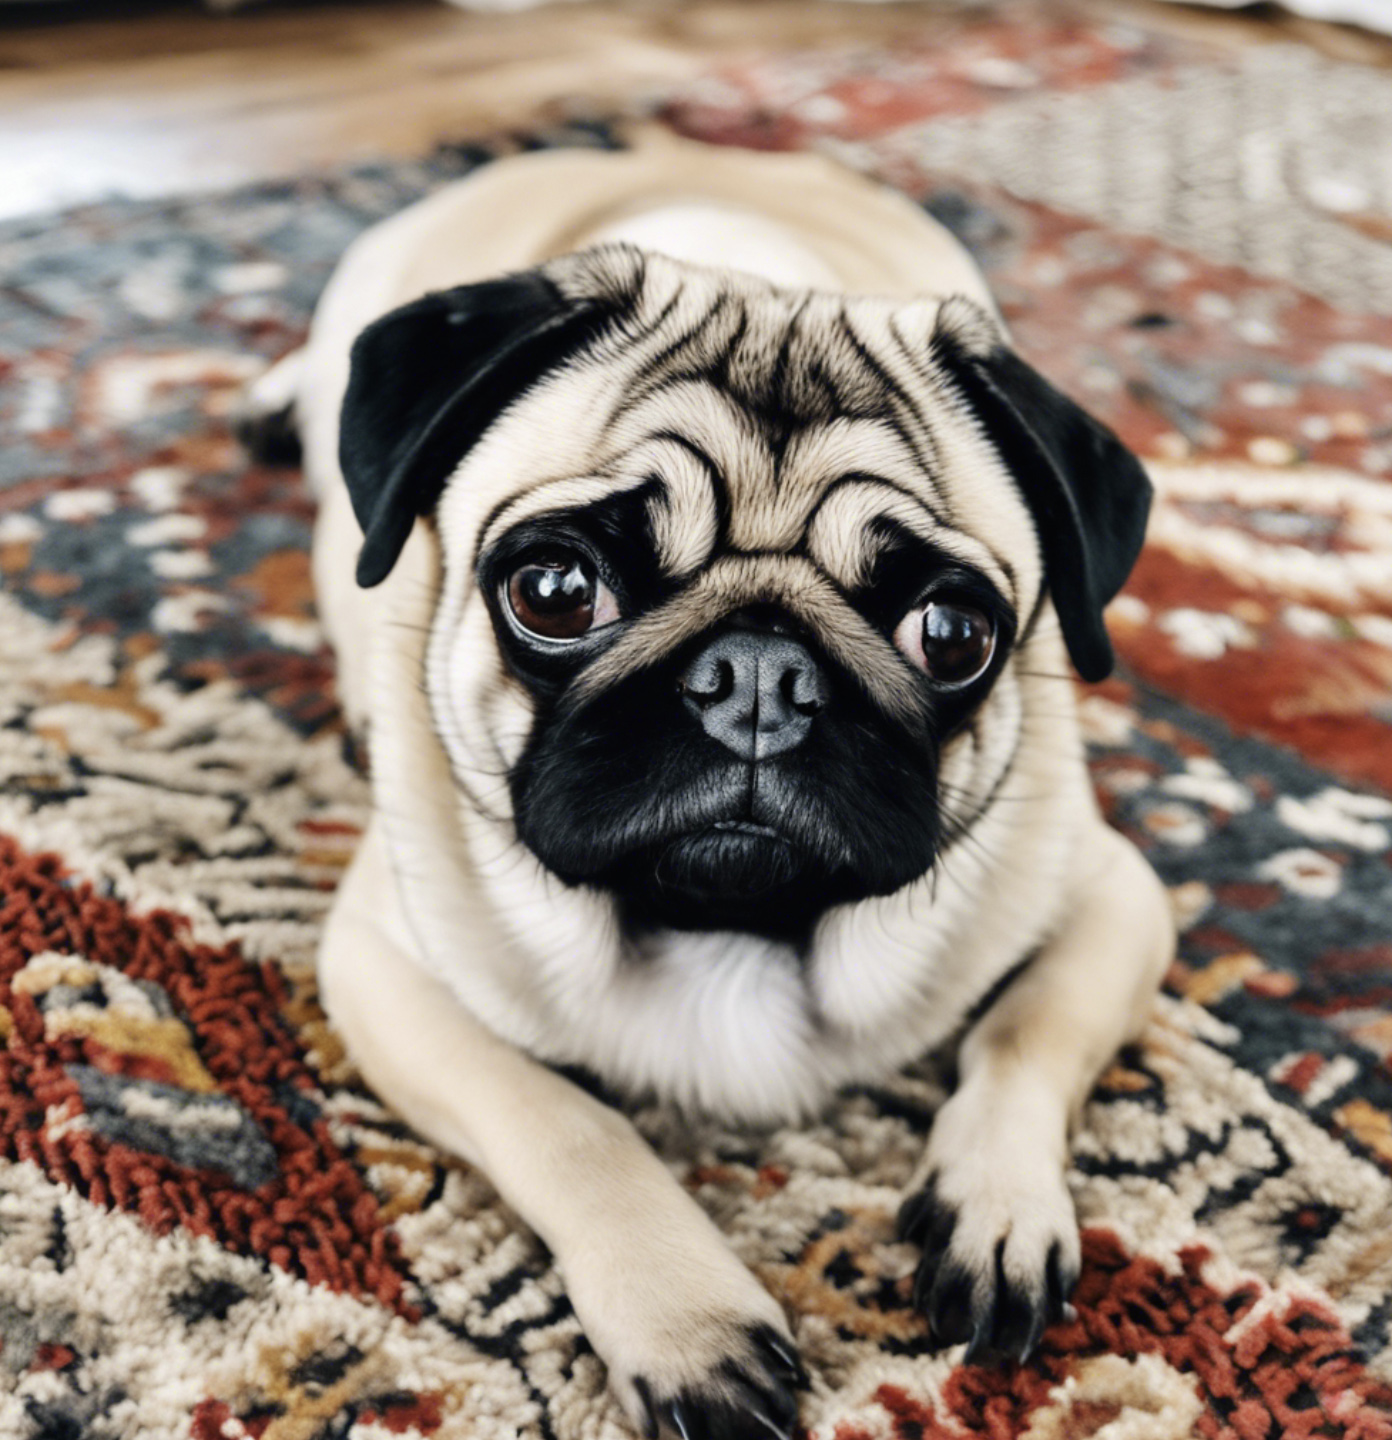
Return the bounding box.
[1,12,1391,1440]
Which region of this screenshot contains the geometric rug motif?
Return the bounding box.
[2,9,1392,1439]
[847,46,1392,315]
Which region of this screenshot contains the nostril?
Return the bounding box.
[783,665,827,717]
[680,657,735,708]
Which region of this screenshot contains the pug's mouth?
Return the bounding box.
[518,752,938,944]
[601,817,865,944]
[654,821,802,900]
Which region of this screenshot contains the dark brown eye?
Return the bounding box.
[894,595,996,685]
[922,600,995,684]
[506,555,617,640]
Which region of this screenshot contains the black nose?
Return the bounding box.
[678,631,828,760]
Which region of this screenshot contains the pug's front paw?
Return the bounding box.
[629,1322,807,1440]
[897,1099,1080,1364]
[565,1229,805,1440]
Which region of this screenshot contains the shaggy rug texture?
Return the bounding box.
[2,9,1391,1438]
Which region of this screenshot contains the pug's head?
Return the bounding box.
[339,247,1150,946]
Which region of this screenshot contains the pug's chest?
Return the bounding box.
[506,901,1051,1124]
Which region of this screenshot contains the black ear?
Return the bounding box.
[339,272,612,587]
[931,303,1152,682]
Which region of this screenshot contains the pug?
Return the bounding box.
[240,136,1173,1440]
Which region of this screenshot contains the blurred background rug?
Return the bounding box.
[2,8,1391,1438]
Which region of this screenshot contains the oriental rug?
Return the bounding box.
[1,10,1391,1439]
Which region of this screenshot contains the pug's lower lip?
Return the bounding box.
[711,820,783,840]
[654,825,800,899]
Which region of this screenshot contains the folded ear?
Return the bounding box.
[930,298,1152,682]
[339,272,612,587]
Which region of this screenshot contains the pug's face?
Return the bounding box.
[482,479,1014,945]
[340,248,1150,944]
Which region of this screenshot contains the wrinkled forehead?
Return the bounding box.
[450,256,1039,610]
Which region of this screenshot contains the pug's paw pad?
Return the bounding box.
[628,1322,806,1440]
[898,1162,1079,1365]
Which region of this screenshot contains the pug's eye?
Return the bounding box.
[894,595,996,686]
[505,553,618,641]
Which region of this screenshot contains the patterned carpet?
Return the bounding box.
[2,9,1392,1438]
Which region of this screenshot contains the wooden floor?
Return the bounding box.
[2,0,1389,221]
